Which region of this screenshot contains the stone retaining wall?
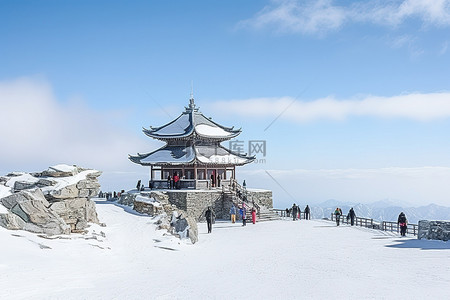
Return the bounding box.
[119,188,273,223]
[168,189,273,221]
[418,220,450,241]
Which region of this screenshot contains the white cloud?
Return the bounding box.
[239,0,450,35]
[206,92,450,123]
[0,77,154,190]
[238,0,347,35]
[240,167,450,207]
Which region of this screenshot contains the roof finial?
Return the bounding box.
[189,80,195,109]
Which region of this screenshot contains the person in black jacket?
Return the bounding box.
[205,207,215,233]
[304,205,310,220]
[292,204,298,221]
[398,212,408,236]
[348,208,356,226]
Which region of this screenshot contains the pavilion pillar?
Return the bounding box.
[150,166,153,181]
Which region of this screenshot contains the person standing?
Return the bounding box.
[240,205,247,226]
[334,207,342,226]
[304,205,310,220]
[348,208,356,226]
[217,174,221,187]
[230,204,237,223]
[210,174,215,187]
[205,207,215,233]
[398,212,408,236]
[292,204,298,221]
[167,175,172,189]
[136,180,141,191]
[251,207,256,224]
[173,172,180,189]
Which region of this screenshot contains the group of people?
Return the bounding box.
[167,173,181,189]
[333,207,357,226]
[333,207,409,236]
[210,174,222,188]
[286,204,311,221]
[98,190,124,200]
[205,204,257,233]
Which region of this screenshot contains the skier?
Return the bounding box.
[205,207,215,233]
[251,207,256,224]
[397,212,408,236]
[334,207,342,226]
[230,204,237,223]
[304,205,311,220]
[348,208,356,226]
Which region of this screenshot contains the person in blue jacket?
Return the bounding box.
[240,205,247,226]
[230,204,237,223]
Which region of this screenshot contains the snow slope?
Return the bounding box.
[1,199,449,299]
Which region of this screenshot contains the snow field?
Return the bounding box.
[1,199,449,299]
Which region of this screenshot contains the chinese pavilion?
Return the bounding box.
[129,97,255,189]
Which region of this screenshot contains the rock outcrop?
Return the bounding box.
[0,164,102,235]
[119,190,198,244]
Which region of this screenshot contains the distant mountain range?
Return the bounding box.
[307,200,450,224]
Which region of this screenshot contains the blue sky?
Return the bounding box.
[1,0,450,208]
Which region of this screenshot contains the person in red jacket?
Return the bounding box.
[251,207,256,224]
[173,172,180,189]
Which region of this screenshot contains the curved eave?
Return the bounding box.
[142,111,193,139]
[128,145,196,166]
[194,129,241,141]
[142,130,242,142]
[142,128,193,139]
[195,144,255,166]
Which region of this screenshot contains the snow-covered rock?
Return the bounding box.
[0,188,70,235]
[0,164,102,235]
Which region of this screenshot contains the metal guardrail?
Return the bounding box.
[329,213,418,236]
[273,208,418,236]
[381,221,418,236]
[273,209,307,220]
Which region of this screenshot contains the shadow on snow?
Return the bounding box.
[386,239,450,250]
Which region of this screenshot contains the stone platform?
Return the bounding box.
[120,188,273,222]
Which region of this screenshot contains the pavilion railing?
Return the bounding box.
[150,179,203,189]
[226,178,260,218]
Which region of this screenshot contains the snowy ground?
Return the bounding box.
[1,198,449,300]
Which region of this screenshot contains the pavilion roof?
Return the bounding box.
[143,99,241,141]
[129,144,255,166]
